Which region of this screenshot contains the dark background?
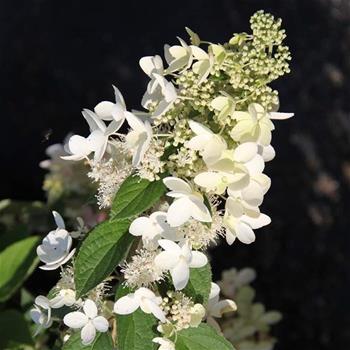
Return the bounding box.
[1,0,350,348]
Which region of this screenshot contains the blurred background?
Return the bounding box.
[1,0,350,349]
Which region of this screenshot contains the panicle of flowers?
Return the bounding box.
[30,10,293,349]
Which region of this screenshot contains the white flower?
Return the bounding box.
[231,103,294,146]
[186,120,227,165]
[37,211,75,270]
[62,108,124,162]
[93,85,127,123]
[206,283,237,332]
[154,239,207,290]
[50,289,77,309]
[164,37,193,73]
[129,211,182,249]
[153,337,175,350]
[223,196,271,244]
[63,299,109,346]
[125,112,153,166]
[151,74,178,118]
[30,296,52,335]
[194,142,262,195]
[114,287,166,322]
[191,46,214,83]
[139,55,164,77]
[163,177,212,227]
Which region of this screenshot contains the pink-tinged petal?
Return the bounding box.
[83,299,98,319]
[92,316,109,332]
[81,321,96,345]
[154,251,179,270]
[63,312,88,329]
[236,222,256,244]
[189,251,208,268]
[171,258,190,290]
[113,295,140,315]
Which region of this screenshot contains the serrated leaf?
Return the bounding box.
[74,219,132,298]
[0,309,34,349]
[0,236,40,302]
[176,324,235,350]
[62,331,114,350]
[183,263,212,305]
[110,175,166,220]
[115,285,158,350]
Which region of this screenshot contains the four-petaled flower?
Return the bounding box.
[114,287,166,322]
[155,239,208,290]
[129,211,182,250]
[206,283,237,332]
[36,211,75,270]
[163,177,212,227]
[63,299,109,345]
[30,296,52,336]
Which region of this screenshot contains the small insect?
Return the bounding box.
[41,128,53,143]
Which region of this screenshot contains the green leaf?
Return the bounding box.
[0,236,40,302]
[110,175,166,220]
[183,263,212,305]
[0,309,34,349]
[74,219,132,298]
[176,324,235,350]
[62,331,114,350]
[115,285,158,350]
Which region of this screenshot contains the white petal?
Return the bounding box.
[236,222,256,244]
[259,145,275,162]
[158,239,181,252]
[94,101,115,120]
[141,298,166,322]
[92,316,109,332]
[167,197,192,227]
[163,177,192,194]
[83,299,98,319]
[226,197,244,218]
[269,112,294,120]
[52,211,65,229]
[209,283,220,301]
[125,112,145,131]
[63,312,88,329]
[233,142,258,163]
[244,155,265,175]
[189,251,207,268]
[189,197,212,223]
[82,109,106,132]
[171,258,190,290]
[81,321,96,345]
[154,250,179,270]
[129,217,152,237]
[242,213,271,229]
[114,295,140,315]
[241,181,264,207]
[65,135,91,158]
[188,120,213,136]
[35,296,50,309]
[113,85,126,108]
[210,299,237,318]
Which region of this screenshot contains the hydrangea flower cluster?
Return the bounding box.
[30,11,292,349]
